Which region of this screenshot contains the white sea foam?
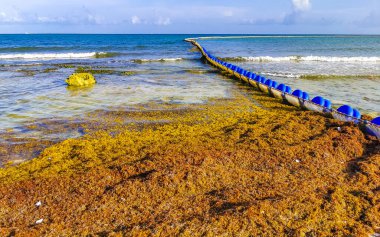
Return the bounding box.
[262,72,300,78]
[133,58,184,63]
[261,72,380,79]
[235,56,380,63]
[0,52,105,60]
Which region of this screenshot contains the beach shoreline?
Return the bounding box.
[0,83,379,236]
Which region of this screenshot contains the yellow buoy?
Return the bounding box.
[65,73,96,87]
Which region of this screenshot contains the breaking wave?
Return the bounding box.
[0,52,118,60]
[261,72,380,80]
[132,58,184,63]
[222,56,380,63]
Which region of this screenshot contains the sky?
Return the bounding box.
[0,0,379,34]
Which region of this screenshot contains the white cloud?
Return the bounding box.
[34,14,102,25]
[292,0,311,12]
[36,16,66,23]
[0,10,23,23]
[131,15,141,24]
[85,14,103,25]
[223,10,234,17]
[155,17,171,26]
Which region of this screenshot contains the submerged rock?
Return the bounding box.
[65,73,96,87]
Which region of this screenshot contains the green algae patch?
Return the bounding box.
[120,71,136,76]
[0,84,379,236]
[42,68,58,73]
[16,69,36,77]
[185,68,219,74]
[94,52,120,58]
[54,64,76,68]
[220,56,247,62]
[65,73,96,87]
[75,66,137,76]
[75,66,116,74]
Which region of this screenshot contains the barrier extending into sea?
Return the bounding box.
[185,38,380,139]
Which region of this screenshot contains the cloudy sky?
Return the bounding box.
[0,0,379,34]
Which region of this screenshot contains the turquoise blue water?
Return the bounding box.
[0,34,379,131]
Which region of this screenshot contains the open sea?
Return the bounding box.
[0,34,379,132]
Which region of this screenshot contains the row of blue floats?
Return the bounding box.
[187,39,379,138]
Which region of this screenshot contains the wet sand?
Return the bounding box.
[0,81,379,236]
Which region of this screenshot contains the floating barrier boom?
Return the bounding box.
[185,38,380,139]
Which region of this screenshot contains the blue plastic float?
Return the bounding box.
[353,109,361,119]
[305,96,330,113]
[312,96,325,106]
[292,89,303,98]
[372,117,380,125]
[264,79,273,87]
[324,99,332,110]
[337,105,354,117]
[259,78,271,93]
[302,92,309,100]
[366,117,380,137]
[272,81,278,89]
[277,84,287,92]
[269,83,286,100]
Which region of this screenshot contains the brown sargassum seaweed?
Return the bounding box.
[0,86,379,236]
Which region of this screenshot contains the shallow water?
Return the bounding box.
[0,34,379,133]
[199,35,380,117]
[0,34,236,130]
[0,62,233,129]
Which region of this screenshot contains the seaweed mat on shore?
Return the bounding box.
[0,88,379,236]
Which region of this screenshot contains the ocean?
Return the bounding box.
[0,34,379,132]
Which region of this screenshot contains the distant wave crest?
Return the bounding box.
[132,58,184,63]
[0,52,117,60]
[222,56,380,63]
[262,72,300,78]
[261,72,380,80]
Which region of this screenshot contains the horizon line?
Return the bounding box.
[0,33,380,36]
